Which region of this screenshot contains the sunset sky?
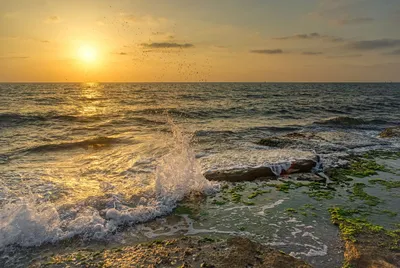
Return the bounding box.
[1,0,400,82]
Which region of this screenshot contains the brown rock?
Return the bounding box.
[379,126,400,138]
[204,159,317,182]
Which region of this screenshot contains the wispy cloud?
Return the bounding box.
[348,39,400,50]
[45,15,61,23]
[116,52,128,55]
[334,16,374,25]
[302,51,323,55]
[141,42,194,49]
[250,49,284,54]
[274,32,343,42]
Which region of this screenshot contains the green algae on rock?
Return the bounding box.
[31,237,311,268]
[329,206,400,267]
[350,183,382,206]
[369,178,400,190]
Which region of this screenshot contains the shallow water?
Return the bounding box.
[1,83,400,266]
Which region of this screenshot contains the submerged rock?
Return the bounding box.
[31,236,311,268]
[314,116,366,126]
[379,126,400,138]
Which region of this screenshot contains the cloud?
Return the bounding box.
[275,32,321,40]
[0,56,29,60]
[385,49,400,55]
[274,32,343,42]
[116,52,128,55]
[327,54,363,58]
[141,42,194,49]
[348,39,400,50]
[250,49,284,54]
[45,15,61,23]
[334,17,374,25]
[302,51,323,55]
[41,40,50,43]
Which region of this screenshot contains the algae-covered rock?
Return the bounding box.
[380,126,400,138]
[329,207,400,268]
[31,236,311,268]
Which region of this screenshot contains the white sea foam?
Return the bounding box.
[0,121,219,250]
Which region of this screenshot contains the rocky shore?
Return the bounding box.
[31,236,310,268]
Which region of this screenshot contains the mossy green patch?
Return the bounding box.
[231,192,242,203]
[350,183,381,206]
[242,201,255,206]
[212,200,228,206]
[174,205,194,215]
[285,208,297,214]
[369,178,400,189]
[247,189,271,199]
[382,210,398,217]
[329,156,389,184]
[328,207,384,242]
[306,189,335,200]
[362,150,400,160]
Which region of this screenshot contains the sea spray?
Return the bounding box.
[0,120,219,250]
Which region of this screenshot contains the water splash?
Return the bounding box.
[0,120,218,250]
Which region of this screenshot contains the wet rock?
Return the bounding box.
[204,159,317,182]
[257,132,316,148]
[379,126,400,138]
[314,116,366,126]
[32,236,311,268]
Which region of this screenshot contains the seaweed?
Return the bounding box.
[369,178,400,190]
[285,208,297,214]
[328,207,384,242]
[247,189,271,199]
[350,183,381,206]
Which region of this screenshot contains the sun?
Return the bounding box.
[78,45,97,63]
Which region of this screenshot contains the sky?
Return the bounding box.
[1,0,400,82]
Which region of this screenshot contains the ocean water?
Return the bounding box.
[1,83,400,263]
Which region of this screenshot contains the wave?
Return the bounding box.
[19,136,126,154]
[0,112,101,126]
[314,116,391,127]
[0,121,219,250]
[248,126,301,132]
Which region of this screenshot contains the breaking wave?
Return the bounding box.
[0,122,219,250]
[0,112,102,126]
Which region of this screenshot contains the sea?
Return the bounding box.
[1,82,399,267]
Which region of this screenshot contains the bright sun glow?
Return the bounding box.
[78,45,97,63]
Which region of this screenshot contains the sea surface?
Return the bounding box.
[1,83,400,266]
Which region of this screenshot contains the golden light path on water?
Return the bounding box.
[36,82,159,207]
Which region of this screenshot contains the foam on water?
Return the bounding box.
[0,122,219,250]
[200,148,316,172]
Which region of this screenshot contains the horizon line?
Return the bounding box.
[0,81,399,84]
